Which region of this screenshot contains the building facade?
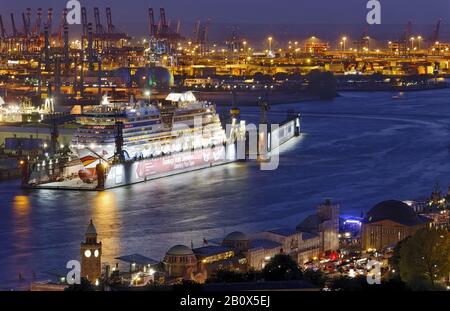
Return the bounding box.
[296,199,340,264]
[361,200,430,251]
[80,220,102,284]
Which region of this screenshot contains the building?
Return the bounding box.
[114,253,160,286]
[163,244,198,280]
[296,199,340,264]
[251,228,300,262]
[80,220,102,284]
[361,200,430,252]
[163,242,246,283]
[222,231,251,252]
[253,228,300,254]
[193,245,246,279]
[0,124,76,155]
[245,239,283,270]
[221,231,283,270]
[297,232,322,264]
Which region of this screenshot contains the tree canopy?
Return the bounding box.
[399,228,450,289]
[262,254,302,281]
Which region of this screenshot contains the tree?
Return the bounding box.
[262,254,302,281]
[64,277,95,291]
[399,228,450,289]
[388,236,410,280]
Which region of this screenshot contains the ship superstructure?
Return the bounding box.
[70,92,227,181]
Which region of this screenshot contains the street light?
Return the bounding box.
[342,36,347,51]
[410,37,415,50]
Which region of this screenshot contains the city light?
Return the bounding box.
[0,2,449,298]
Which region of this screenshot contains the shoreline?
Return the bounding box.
[193,91,324,106]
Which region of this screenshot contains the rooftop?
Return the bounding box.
[296,214,321,233]
[85,220,97,235]
[115,254,159,266]
[166,244,194,256]
[300,232,319,240]
[223,231,249,242]
[250,239,282,250]
[267,228,297,237]
[366,200,431,227]
[193,246,233,257]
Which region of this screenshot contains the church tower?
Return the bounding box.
[80,220,102,284]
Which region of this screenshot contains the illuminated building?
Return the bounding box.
[163,245,198,279]
[193,246,246,279]
[80,220,102,284]
[296,199,340,263]
[252,228,301,256]
[221,231,251,252]
[221,231,283,270]
[0,124,75,156]
[361,200,430,252]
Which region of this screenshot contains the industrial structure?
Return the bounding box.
[0,6,449,110]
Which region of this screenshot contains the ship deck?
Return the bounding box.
[26,179,98,191]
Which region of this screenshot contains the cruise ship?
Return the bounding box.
[70,92,227,182]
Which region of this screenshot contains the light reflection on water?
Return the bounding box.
[91,191,121,266]
[1,90,450,288]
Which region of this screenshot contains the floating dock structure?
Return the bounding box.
[21,113,301,191]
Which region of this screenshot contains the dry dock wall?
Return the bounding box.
[103,144,237,189]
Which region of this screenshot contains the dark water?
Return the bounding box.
[1,90,449,289]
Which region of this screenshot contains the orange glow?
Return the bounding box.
[13,195,31,216]
[92,191,121,263]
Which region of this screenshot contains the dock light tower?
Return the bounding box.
[268,36,273,53]
[342,36,347,51]
[417,36,422,50]
[410,37,415,50]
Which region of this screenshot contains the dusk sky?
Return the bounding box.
[2,0,450,41]
[2,0,450,24]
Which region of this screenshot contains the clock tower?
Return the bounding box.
[80,220,102,284]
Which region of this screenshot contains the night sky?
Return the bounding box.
[3,0,450,24]
[2,1,450,41]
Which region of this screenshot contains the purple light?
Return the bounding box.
[344,220,361,225]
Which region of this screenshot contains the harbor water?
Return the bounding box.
[0,90,449,289]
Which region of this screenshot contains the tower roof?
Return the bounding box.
[86,219,97,235]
